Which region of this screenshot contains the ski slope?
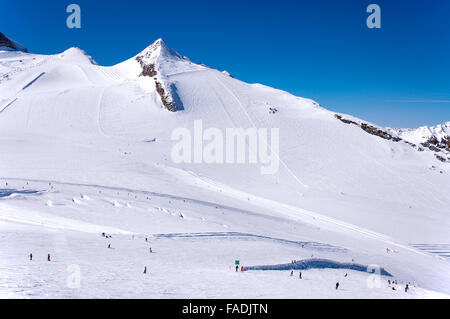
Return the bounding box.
[0,39,449,298]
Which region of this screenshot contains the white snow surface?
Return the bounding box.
[0,39,449,299]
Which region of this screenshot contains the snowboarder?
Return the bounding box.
[29,253,32,261]
[47,254,51,262]
[299,272,302,279]
[235,265,239,272]
[405,284,409,293]
[336,282,339,290]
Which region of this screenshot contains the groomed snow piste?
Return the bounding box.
[0,38,449,298]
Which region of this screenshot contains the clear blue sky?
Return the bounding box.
[2,0,449,128]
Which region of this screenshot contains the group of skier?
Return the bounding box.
[29,253,51,261]
[289,271,302,279]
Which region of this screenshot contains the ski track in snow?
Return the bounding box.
[153,231,346,252]
[411,244,450,259]
[0,173,434,262]
[175,169,431,258]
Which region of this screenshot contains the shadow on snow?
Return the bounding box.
[244,258,392,277]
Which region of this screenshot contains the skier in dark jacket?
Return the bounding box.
[143,266,147,274]
[235,265,239,272]
[299,272,302,279]
[48,254,51,262]
[29,253,32,261]
[336,282,339,290]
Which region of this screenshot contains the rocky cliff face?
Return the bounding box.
[0,32,28,52]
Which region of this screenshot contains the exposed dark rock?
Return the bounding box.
[360,123,393,140]
[423,136,450,150]
[0,32,28,52]
[135,55,178,112]
[443,136,450,149]
[136,56,157,77]
[334,114,449,164]
[335,114,358,125]
[155,81,177,112]
[435,154,447,163]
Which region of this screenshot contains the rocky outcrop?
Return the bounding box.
[135,55,178,112]
[154,81,177,112]
[335,114,401,141]
[421,136,450,152]
[0,32,28,52]
[335,114,449,163]
[136,56,157,77]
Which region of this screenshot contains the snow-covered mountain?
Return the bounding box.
[388,122,450,156]
[0,36,449,298]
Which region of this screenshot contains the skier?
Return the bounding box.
[405,284,409,293]
[143,266,147,274]
[235,265,239,272]
[29,253,32,261]
[335,282,339,290]
[290,271,293,277]
[108,244,111,249]
[47,254,51,262]
[344,273,348,278]
[149,247,153,253]
[388,280,391,285]
[145,237,148,242]
[241,266,244,272]
[299,272,302,279]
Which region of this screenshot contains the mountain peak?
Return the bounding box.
[138,38,184,63]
